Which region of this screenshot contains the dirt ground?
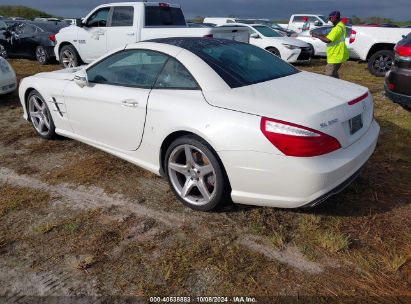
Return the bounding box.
[0,59,410,303]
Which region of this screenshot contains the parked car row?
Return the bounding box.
[4,1,408,212]
[0,20,68,64]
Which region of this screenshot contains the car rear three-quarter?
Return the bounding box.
[19,38,380,211]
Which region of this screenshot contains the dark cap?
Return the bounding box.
[328,11,341,19]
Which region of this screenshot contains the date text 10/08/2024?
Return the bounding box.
[149,296,258,303]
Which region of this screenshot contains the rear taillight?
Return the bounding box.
[348,92,368,105]
[349,30,356,44]
[260,117,341,157]
[395,45,411,57]
[159,2,170,7]
[203,34,214,38]
[49,34,56,42]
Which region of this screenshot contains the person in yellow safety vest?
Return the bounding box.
[312,11,349,79]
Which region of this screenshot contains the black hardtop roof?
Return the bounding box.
[147,37,246,50]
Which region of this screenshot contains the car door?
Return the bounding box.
[63,49,169,151]
[77,7,110,62]
[106,6,137,53]
[12,23,38,57]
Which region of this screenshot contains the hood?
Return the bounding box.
[34,66,85,81]
[267,36,310,47]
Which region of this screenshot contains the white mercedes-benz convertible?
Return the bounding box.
[19,38,380,211]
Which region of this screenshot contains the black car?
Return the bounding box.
[0,21,67,64]
[385,33,411,108]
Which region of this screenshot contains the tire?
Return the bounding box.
[267,47,281,58]
[307,43,315,57]
[368,50,394,77]
[0,43,7,58]
[59,44,81,68]
[35,46,49,65]
[165,135,229,212]
[27,90,56,140]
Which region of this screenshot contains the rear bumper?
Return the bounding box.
[385,85,411,108]
[219,120,380,208]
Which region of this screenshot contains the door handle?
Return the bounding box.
[126,32,135,36]
[121,99,139,107]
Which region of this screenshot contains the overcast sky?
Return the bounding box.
[1,0,410,21]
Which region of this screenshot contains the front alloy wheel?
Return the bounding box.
[28,91,56,139]
[166,136,228,211]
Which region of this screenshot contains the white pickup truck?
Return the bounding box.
[349,26,411,76]
[54,2,249,68]
[279,14,332,33]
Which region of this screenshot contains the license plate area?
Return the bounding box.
[349,114,363,135]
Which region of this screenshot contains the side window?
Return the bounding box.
[86,7,110,27]
[111,6,134,27]
[292,16,304,23]
[308,16,318,23]
[154,58,199,90]
[22,24,37,35]
[87,49,168,88]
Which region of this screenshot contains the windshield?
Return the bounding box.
[318,15,327,23]
[252,25,282,37]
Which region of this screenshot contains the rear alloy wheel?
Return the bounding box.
[0,44,7,58]
[267,47,281,58]
[60,45,81,68]
[165,136,228,211]
[368,50,394,77]
[28,90,56,140]
[36,46,49,65]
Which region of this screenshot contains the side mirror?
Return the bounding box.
[74,70,88,88]
[250,33,260,39]
[314,21,322,27]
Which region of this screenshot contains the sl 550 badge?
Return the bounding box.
[320,118,339,128]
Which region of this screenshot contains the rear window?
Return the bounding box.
[35,22,67,33]
[145,6,186,26]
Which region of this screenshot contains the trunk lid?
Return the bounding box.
[203,71,374,148]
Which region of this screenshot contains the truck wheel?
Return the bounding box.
[60,45,81,68]
[267,47,281,58]
[36,46,49,65]
[368,50,394,77]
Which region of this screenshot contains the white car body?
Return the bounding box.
[54,2,249,66]
[279,14,332,33]
[221,23,311,63]
[0,57,17,95]
[19,39,379,209]
[202,17,238,26]
[297,26,353,57]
